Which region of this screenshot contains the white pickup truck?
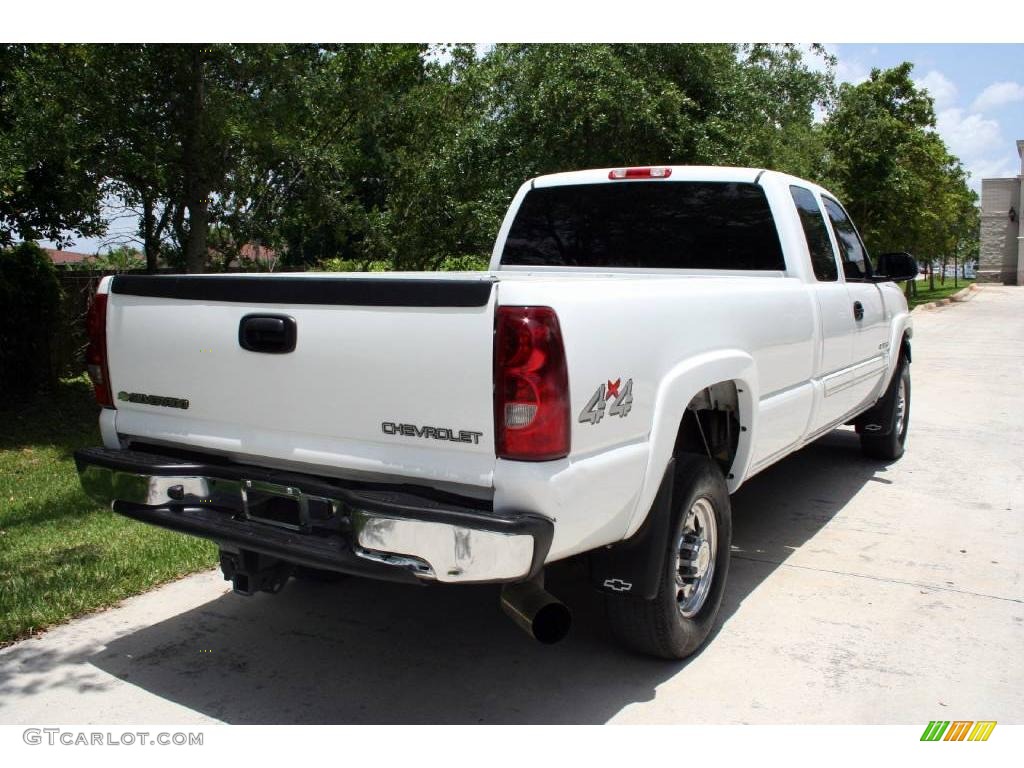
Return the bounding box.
[76,166,917,659]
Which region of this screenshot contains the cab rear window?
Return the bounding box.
[501,181,785,270]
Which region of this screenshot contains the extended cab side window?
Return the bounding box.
[789,185,838,282]
[822,196,872,281]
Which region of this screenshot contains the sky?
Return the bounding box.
[821,43,1024,190]
[43,42,1024,255]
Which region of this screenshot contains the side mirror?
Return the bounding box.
[874,252,919,282]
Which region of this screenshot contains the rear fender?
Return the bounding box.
[624,350,757,539]
[881,315,913,386]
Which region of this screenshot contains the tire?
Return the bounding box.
[860,357,910,461]
[605,454,732,660]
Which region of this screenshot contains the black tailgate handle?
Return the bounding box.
[239,314,297,354]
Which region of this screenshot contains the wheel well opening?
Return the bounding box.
[673,381,741,477]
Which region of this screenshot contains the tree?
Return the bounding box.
[4,44,434,272]
[724,44,835,180]
[0,45,105,248]
[76,44,260,273]
[823,63,978,267]
[350,43,506,268]
[370,43,835,269]
[0,242,62,397]
[6,45,977,281]
[82,245,145,271]
[224,44,428,268]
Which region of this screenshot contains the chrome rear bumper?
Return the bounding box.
[75,446,551,584]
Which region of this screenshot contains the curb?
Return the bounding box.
[912,282,980,313]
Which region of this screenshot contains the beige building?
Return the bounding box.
[978,139,1024,284]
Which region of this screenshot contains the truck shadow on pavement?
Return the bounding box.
[82,428,892,724]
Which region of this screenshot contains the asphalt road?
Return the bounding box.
[1,285,1021,724]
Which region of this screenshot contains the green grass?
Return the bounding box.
[906,278,974,310]
[0,376,216,645]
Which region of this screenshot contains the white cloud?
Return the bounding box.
[967,157,1018,180]
[934,107,1016,192]
[937,108,1003,160]
[795,43,869,85]
[915,70,958,111]
[808,48,1019,194]
[836,57,871,86]
[970,81,1024,113]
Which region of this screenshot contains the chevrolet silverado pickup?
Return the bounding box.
[75,166,917,659]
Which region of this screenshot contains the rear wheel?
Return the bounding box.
[860,358,910,461]
[605,454,732,659]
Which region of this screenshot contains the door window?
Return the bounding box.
[790,186,838,282]
[822,196,872,281]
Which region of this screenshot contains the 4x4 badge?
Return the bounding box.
[579,378,634,425]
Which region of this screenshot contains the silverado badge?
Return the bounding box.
[117,391,190,410]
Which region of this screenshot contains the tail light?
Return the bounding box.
[85,293,114,408]
[608,166,672,179]
[494,306,570,461]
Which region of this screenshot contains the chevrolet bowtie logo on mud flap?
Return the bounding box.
[603,578,633,592]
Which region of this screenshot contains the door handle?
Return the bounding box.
[239,314,297,353]
[853,301,864,321]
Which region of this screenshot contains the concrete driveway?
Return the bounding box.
[1,286,1021,724]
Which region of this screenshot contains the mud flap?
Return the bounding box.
[589,458,675,600]
[856,338,911,437]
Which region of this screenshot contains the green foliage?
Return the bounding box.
[319,257,394,272]
[0,242,63,398]
[0,46,106,247]
[728,44,835,179]
[317,253,490,272]
[0,376,216,644]
[83,246,145,271]
[362,43,835,270]
[225,44,429,269]
[903,277,973,309]
[438,254,490,272]
[0,45,978,276]
[823,63,978,261]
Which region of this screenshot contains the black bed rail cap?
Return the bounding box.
[110,274,496,308]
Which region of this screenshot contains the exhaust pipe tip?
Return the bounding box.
[501,579,572,644]
[529,601,572,645]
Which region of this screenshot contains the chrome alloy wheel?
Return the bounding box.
[895,376,907,436]
[675,497,718,618]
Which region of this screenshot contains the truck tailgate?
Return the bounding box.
[103,274,498,488]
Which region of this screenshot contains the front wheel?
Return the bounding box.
[860,358,910,461]
[604,454,732,659]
